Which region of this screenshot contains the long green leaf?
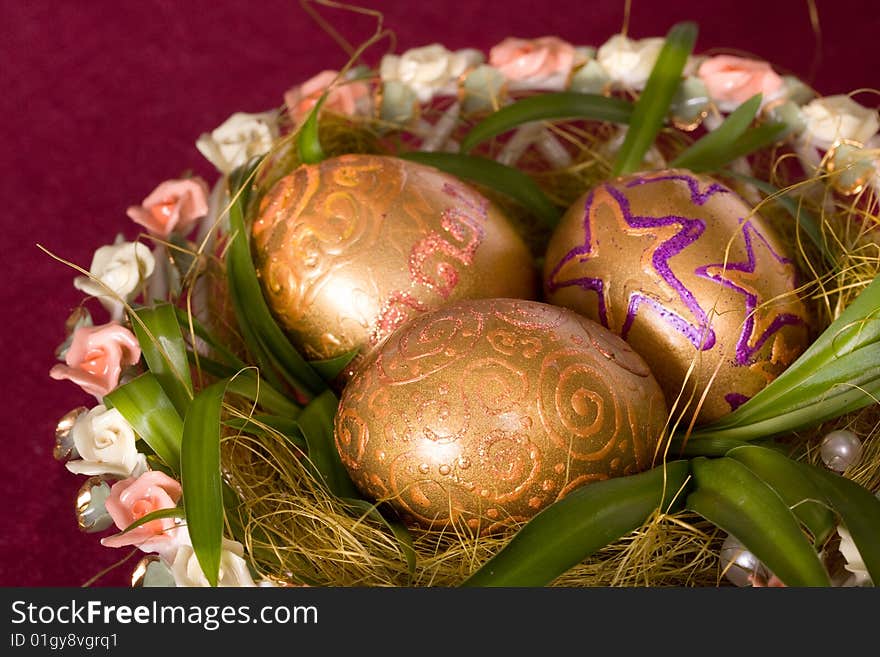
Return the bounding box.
[686,456,830,586]
[718,122,787,165]
[797,462,880,585]
[691,275,880,442]
[670,93,762,171]
[297,95,326,164]
[105,373,183,471]
[724,171,833,267]
[118,507,184,535]
[181,379,228,587]
[295,389,358,498]
[400,151,561,228]
[462,461,690,587]
[727,445,836,546]
[459,92,633,153]
[225,162,327,397]
[308,348,361,384]
[613,22,698,175]
[173,305,248,371]
[130,304,193,416]
[188,352,301,418]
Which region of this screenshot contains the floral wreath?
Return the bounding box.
[48,23,880,588]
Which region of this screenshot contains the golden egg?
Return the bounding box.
[251,154,537,363]
[543,169,810,424]
[334,298,668,532]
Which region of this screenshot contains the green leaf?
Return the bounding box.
[686,456,830,586]
[130,304,193,416]
[105,373,183,472]
[727,445,836,546]
[670,93,763,171]
[297,94,326,164]
[118,507,185,535]
[308,348,361,384]
[224,413,306,449]
[295,389,358,499]
[723,171,833,268]
[225,162,327,398]
[187,352,301,418]
[613,22,698,175]
[719,122,787,165]
[461,461,691,587]
[459,92,633,153]
[173,305,248,371]
[691,274,880,442]
[399,151,561,229]
[797,463,880,585]
[181,379,229,587]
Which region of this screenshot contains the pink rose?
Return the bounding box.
[101,471,183,555]
[284,69,371,124]
[50,323,141,399]
[697,55,783,112]
[489,36,576,89]
[126,177,210,238]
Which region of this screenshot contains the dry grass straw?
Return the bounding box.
[211,98,880,587]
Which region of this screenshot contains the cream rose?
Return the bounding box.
[195,111,279,174]
[171,539,256,587]
[837,525,872,586]
[66,405,143,477]
[380,44,482,103]
[73,236,155,320]
[489,36,576,91]
[596,34,665,90]
[801,95,880,150]
[697,55,783,112]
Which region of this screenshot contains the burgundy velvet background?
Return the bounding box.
[1,0,877,587]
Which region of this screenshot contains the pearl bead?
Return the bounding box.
[719,534,768,587]
[820,430,862,472]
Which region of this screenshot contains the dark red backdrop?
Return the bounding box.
[2,0,877,586]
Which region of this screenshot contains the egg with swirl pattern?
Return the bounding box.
[334,298,668,532]
[543,169,811,425]
[251,154,537,369]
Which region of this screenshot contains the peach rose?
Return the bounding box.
[126,178,210,238]
[101,470,183,556]
[489,36,576,90]
[697,55,783,112]
[284,70,371,125]
[49,323,141,399]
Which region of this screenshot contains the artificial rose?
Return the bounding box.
[697,55,783,112]
[195,111,279,174]
[126,177,210,238]
[489,36,576,90]
[73,236,155,320]
[101,471,183,556]
[49,322,141,399]
[801,94,880,150]
[284,69,371,125]
[596,34,665,90]
[837,525,872,586]
[171,539,256,587]
[65,405,143,477]
[380,44,482,103]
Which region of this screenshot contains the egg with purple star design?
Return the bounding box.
[542,169,811,424]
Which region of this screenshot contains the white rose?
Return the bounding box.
[380,44,483,103]
[171,539,256,587]
[73,235,155,321]
[596,34,665,90]
[801,95,880,150]
[66,405,144,477]
[195,111,280,175]
[837,525,872,586]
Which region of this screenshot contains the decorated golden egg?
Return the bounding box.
[251,154,537,363]
[334,297,668,532]
[543,169,810,424]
